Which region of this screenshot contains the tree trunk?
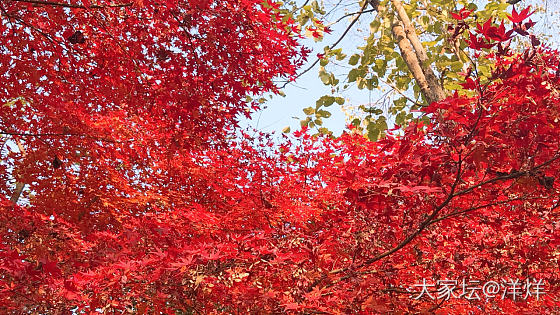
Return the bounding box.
[390,0,445,103]
[391,20,436,104]
[369,0,444,104]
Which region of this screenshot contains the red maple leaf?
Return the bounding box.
[450,8,473,21]
[508,6,535,24]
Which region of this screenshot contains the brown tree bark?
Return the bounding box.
[388,0,446,104]
[390,20,436,104]
[363,0,445,104]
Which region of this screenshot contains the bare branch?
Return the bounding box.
[332,8,377,24]
[379,74,424,107]
[451,153,560,199]
[311,154,465,291]
[356,154,463,268]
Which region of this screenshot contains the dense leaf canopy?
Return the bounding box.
[0,0,559,314]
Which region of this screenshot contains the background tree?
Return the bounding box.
[288,0,543,140]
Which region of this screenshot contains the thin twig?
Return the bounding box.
[428,195,544,225]
[281,0,372,88]
[355,154,463,268]
[379,77,424,107]
[451,153,560,199]
[332,8,376,24]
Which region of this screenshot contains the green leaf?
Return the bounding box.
[370,20,381,33]
[300,117,311,127]
[317,110,331,118]
[348,54,360,66]
[395,111,406,125]
[319,68,331,85]
[357,77,366,90]
[348,69,359,83]
[318,127,332,135]
[366,77,378,90]
[316,95,335,107]
[303,107,315,115]
[367,127,380,141]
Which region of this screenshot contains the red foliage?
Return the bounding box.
[0,2,559,314]
[508,7,535,24]
[450,8,472,21]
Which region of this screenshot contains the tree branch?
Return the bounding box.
[428,195,545,225]
[307,154,465,292]
[310,151,560,292]
[332,8,377,24]
[451,153,560,199]
[10,0,132,9]
[356,153,560,271]
[391,19,434,104]
[356,154,463,268]
[378,77,423,107]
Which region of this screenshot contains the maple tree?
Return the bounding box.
[1,1,560,315]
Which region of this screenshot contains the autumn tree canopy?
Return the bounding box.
[0,0,559,314]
